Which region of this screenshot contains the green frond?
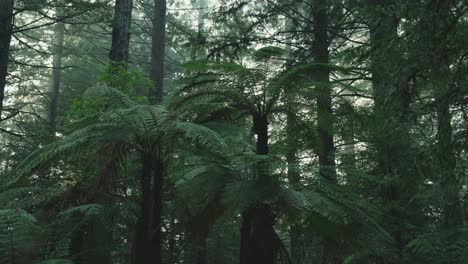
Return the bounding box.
[57,204,104,220]
[83,85,137,109]
[302,190,348,224]
[252,46,287,61]
[182,60,245,73]
[14,123,119,181]
[0,209,40,264]
[0,187,41,209]
[173,121,226,151]
[221,180,259,211]
[276,63,353,89]
[277,186,307,215]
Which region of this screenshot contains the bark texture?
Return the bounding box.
[0,0,14,120]
[109,0,133,81]
[312,0,336,182]
[149,0,167,103]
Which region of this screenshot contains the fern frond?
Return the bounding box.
[0,209,39,264]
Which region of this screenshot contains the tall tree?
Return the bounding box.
[426,0,464,230]
[149,0,167,103]
[0,0,14,120]
[48,5,65,135]
[367,0,415,261]
[311,0,340,262]
[109,0,133,80]
[312,0,336,182]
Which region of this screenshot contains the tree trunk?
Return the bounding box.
[435,68,462,229]
[132,153,154,264]
[189,192,223,264]
[311,0,340,262]
[190,0,206,60]
[240,203,278,264]
[150,159,165,264]
[368,0,412,262]
[426,0,463,230]
[312,0,336,182]
[239,114,278,264]
[0,0,14,120]
[341,101,356,182]
[109,0,132,64]
[149,0,167,103]
[48,7,65,135]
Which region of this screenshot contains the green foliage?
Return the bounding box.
[98,64,153,98]
[252,46,287,61]
[182,60,246,73]
[0,209,39,264]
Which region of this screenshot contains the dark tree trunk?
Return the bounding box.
[0,0,14,120]
[132,154,154,264]
[311,0,340,262]
[109,0,132,64]
[168,216,176,264]
[240,203,278,264]
[426,0,463,229]
[312,0,336,182]
[150,159,165,264]
[132,152,165,264]
[190,224,208,264]
[190,192,223,264]
[435,69,462,228]
[240,114,278,264]
[149,0,167,103]
[70,222,86,264]
[368,0,413,262]
[48,7,65,135]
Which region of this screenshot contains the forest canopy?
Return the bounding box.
[0,0,467,263]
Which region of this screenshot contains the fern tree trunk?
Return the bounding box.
[190,193,222,264]
[132,152,165,264]
[240,114,278,264]
[150,158,165,264]
[149,0,166,103]
[0,0,13,120]
[132,153,154,264]
[368,0,414,262]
